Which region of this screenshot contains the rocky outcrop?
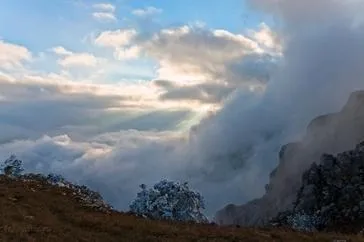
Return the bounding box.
[271,142,364,233]
[215,90,364,226]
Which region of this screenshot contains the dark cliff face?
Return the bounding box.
[215,90,364,226]
[272,142,364,233]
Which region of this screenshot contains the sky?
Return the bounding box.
[0,0,275,118]
[0,0,270,81]
[2,0,364,219]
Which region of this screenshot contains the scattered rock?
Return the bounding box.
[8,196,18,202]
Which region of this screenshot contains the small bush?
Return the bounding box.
[130,179,208,223]
[286,213,322,232]
[1,155,24,178]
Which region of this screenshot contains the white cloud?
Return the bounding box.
[0,131,187,210]
[132,6,162,17]
[0,40,32,69]
[114,46,141,60]
[141,25,279,88]
[0,73,199,149]
[0,71,15,82]
[95,29,137,48]
[250,23,282,54]
[92,3,116,12]
[92,3,116,22]
[93,24,280,104]
[51,46,73,56]
[58,53,99,67]
[0,69,210,114]
[92,12,117,22]
[94,29,141,60]
[51,46,102,68]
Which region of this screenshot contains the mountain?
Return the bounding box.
[1,174,362,241]
[271,141,364,233]
[216,90,364,226]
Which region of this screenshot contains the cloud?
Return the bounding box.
[58,53,100,67]
[143,25,280,104]
[92,3,116,22]
[131,7,162,17]
[94,24,280,104]
[114,45,141,60]
[0,40,32,69]
[0,131,185,209]
[196,0,364,215]
[158,82,234,104]
[52,46,73,56]
[142,24,280,86]
[144,25,262,82]
[51,46,103,68]
[95,29,137,48]
[92,12,117,22]
[92,3,116,12]
[0,74,195,145]
[250,23,282,53]
[94,29,141,60]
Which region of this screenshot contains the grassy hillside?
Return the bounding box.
[0,175,362,242]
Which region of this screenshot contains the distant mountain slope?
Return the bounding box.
[0,175,359,242]
[216,90,364,226]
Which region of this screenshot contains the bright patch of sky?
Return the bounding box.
[0,0,268,49]
[0,0,270,80]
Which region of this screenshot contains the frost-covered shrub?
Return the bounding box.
[45,174,109,210]
[287,213,322,232]
[1,155,24,177]
[130,180,208,223]
[46,173,67,186]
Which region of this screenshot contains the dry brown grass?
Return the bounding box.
[0,175,363,242]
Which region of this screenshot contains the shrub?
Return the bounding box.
[130,179,208,223]
[1,155,24,177]
[46,173,67,185]
[286,212,322,232]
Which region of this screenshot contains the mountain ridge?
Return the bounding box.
[216,90,364,226]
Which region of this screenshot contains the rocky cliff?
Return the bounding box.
[215,90,364,226]
[272,141,364,233]
[271,142,364,232]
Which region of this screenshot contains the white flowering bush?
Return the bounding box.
[286,213,322,232]
[130,180,208,223]
[1,155,24,177]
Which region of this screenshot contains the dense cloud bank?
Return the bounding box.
[213,0,364,221]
